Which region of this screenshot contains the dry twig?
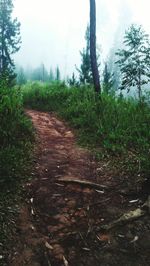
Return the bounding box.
[57,178,108,190]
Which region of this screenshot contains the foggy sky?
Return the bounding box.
[13,0,150,78]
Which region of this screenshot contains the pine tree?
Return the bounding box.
[103,63,114,94]
[49,67,54,81]
[68,72,79,87]
[0,0,21,86]
[55,66,61,81]
[77,25,100,85]
[108,1,133,91]
[77,26,93,85]
[116,24,150,100]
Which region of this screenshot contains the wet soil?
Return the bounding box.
[10,110,150,266]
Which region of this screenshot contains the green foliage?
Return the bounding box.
[23,81,67,111]
[0,82,33,262]
[67,72,80,87]
[0,0,21,86]
[116,24,150,100]
[23,82,150,181]
[0,84,33,186]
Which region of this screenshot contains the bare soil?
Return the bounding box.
[10,110,150,266]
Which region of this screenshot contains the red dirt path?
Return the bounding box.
[10,110,150,266]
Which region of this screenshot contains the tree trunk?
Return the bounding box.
[89,0,101,94]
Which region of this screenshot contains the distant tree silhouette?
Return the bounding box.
[55,66,61,81]
[49,68,54,81]
[103,62,114,94]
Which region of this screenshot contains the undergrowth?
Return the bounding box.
[0,83,34,265]
[23,82,150,184]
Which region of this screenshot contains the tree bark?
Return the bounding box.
[89,0,101,94]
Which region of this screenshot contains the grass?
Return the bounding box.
[0,86,34,185]
[0,84,34,265]
[23,82,150,184]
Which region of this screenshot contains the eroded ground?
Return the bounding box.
[10,110,150,266]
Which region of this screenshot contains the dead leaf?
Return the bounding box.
[30,225,36,231]
[95,189,104,194]
[45,241,53,250]
[31,208,35,215]
[30,198,33,203]
[82,247,90,251]
[130,236,139,243]
[118,234,125,238]
[63,256,69,266]
[129,199,139,203]
[97,234,111,242]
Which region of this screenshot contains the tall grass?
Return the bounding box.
[0,85,33,186]
[0,84,34,264]
[23,82,150,181]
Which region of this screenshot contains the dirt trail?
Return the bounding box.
[10,110,150,266]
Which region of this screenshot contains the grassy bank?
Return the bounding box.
[0,84,34,265]
[23,82,150,186]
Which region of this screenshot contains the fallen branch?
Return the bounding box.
[57,178,108,190]
[100,208,145,231]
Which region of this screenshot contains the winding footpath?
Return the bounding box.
[10,110,150,266]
